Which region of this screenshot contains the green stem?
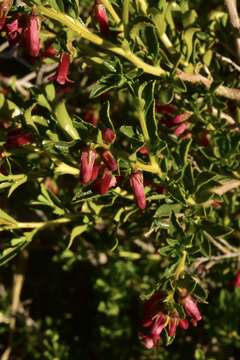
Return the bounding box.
[175,250,187,280]
[38,6,165,77]
[123,0,130,28]
[102,0,121,24]
[17,217,74,229]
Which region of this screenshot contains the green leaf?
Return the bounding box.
[155,203,182,217]
[55,102,80,140]
[67,224,88,250]
[8,175,28,197]
[183,27,199,61]
[0,209,17,226]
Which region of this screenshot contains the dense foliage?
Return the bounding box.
[0,0,240,358]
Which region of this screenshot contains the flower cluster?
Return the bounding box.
[4,12,41,57]
[139,289,202,349]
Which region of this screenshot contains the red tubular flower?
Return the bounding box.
[101,150,117,172]
[95,0,109,35]
[91,161,101,182]
[80,148,96,185]
[181,294,202,326]
[51,53,73,85]
[102,128,116,144]
[234,271,240,288]
[22,14,41,57]
[178,319,189,330]
[0,0,13,30]
[130,171,146,210]
[93,168,116,194]
[168,317,179,337]
[5,129,32,149]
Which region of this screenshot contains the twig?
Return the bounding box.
[215,52,240,72]
[224,0,240,61]
[192,251,240,270]
[177,71,240,101]
[211,179,240,196]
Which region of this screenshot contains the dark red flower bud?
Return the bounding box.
[155,104,176,115]
[5,129,32,149]
[0,0,13,30]
[83,110,99,127]
[42,44,57,58]
[130,171,146,209]
[174,122,190,137]
[101,150,117,172]
[178,319,189,330]
[181,294,202,326]
[23,14,41,57]
[234,271,240,288]
[138,145,149,155]
[51,53,73,85]
[102,128,116,144]
[80,148,96,185]
[200,132,210,147]
[95,0,109,35]
[93,168,116,194]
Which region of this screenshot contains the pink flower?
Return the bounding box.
[174,122,190,137]
[22,14,41,57]
[0,0,13,30]
[6,17,22,45]
[101,150,117,172]
[95,0,109,35]
[5,129,32,149]
[181,294,202,326]
[80,148,96,185]
[102,128,116,144]
[171,112,192,125]
[139,333,160,349]
[234,271,240,288]
[130,171,146,209]
[51,53,73,85]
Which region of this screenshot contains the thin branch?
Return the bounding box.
[224,0,240,61]
[211,179,240,196]
[192,251,240,270]
[215,52,240,72]
[177,71,240,101]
